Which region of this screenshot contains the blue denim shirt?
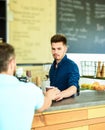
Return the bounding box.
[49,55,80,95]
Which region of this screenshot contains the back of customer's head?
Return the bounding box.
[0,43,15,73]
[50,34,67,46]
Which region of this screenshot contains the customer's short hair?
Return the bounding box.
[50,34,67,46]
[0,43,15,72]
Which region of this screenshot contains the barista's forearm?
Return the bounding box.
[61,86,77,98]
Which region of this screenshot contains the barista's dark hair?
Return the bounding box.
[0,43,15,72]
[50,34,67,46]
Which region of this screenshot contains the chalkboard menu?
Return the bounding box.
[57,0,105,53]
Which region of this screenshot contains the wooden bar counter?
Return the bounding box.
[31,90,105,130]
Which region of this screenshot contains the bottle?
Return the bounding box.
[96,61,101,77]
[26,70,32,82]
[101,63,105,78]
[36,76,41,87]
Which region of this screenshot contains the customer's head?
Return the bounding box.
[50,34,67,63]
[0,43,16,75]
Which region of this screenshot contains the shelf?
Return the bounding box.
[81,76,105,80]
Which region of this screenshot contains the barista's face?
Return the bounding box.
[51,42,67,63]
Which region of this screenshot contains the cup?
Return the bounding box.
[26,70,31,77]
[46,86,54,91]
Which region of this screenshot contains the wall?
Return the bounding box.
[7,0,105,80]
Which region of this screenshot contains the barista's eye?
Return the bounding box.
[58,47,62,50]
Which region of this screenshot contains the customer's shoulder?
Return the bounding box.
[20,81,36,87]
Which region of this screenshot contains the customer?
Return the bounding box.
[0,43,59,130]
[49,34,80,101]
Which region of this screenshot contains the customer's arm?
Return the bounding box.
[37,88,60,112]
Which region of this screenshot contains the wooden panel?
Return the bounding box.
[32,105,105,130]
[88,106,105,119]
[63,125,88,130]
[89,122,105,130]
[32,117,105,130]
[44,109,88,125]
[31,114,45,128]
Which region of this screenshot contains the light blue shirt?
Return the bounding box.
[0,74,44,130]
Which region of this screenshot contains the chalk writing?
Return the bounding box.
[57,0,105,54]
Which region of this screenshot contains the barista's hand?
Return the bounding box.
[54,91,64,101]
[54,86,77,101]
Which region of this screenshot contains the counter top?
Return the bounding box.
[45,90,105,112]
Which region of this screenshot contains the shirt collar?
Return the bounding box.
[53,55,67,68]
